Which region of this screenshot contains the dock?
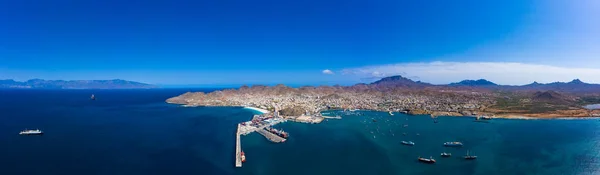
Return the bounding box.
[235,124,242,168]
[256,128,287,143]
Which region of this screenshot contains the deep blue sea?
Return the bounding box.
[1,89,600,175]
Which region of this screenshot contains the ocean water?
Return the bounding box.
[1,89,600,175]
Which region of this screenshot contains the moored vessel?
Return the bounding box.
[443,141,463,147]
[440,152,451,157]
[19,129,43,135]
[241,151,246,162]
[265,127,288,138]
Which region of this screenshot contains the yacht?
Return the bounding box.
[440,152,451,157]
[19,129,43,135]
[464,150,477,160]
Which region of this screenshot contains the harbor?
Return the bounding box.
[235,108,321,167]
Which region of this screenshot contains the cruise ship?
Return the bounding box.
[401,141,415,146]
[443,142,463,147]
[19,129,43,135]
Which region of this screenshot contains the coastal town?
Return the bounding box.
[166,76,600,119]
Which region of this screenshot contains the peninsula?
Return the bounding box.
[166,76,600,119]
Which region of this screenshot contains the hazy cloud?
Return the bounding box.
[322,69,334,75]
[341,62,600,85]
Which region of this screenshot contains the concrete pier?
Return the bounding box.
[235,124,242,168]
[256,128,287,143]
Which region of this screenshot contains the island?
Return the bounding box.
[0,79,157,89]
[166,75,600,119]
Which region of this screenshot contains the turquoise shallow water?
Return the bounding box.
[1,89,599,175]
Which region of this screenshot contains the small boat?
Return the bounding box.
[241,151,246,162]
[403,124,408,128]
[418,156,436,164]
[444,142,463,147]
[90,94,96,100]
[464,150,477,160]
[401,141,415,146]
[19,129,43,135]
[481,116,492,120]
[402,133,407,136]
[389,111,394,116]
[416,133,420,136]
[441,152,451,157]
[372,119,377,122]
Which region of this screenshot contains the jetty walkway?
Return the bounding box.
[235,124,242,167]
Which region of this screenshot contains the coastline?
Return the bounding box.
[243,106,270,114]
[321,109,599,120]
[168,100,599,121]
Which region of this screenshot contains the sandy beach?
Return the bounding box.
[243,106,270,114]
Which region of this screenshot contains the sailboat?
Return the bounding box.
[464,150,477,160]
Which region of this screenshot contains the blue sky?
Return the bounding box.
[1,0,599,86]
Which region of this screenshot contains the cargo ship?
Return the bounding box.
[19,129,43,135]
[443,142,463,147]
[265,127,288,138]
[418,156,436,164]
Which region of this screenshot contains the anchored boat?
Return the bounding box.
[440,152,452,157]
[418,156,436,164]
[443,141,463,147]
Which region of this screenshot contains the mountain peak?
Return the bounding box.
[370,75,427,88]
[569,79,584,84]
[449,79,497,86]
[371,75,414,84]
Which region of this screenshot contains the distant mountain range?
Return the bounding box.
[0,79,157,89]
[364,75,600,94]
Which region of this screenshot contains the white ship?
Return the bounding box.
[19,129,43,135]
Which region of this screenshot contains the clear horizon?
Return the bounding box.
[2,0,599,85]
